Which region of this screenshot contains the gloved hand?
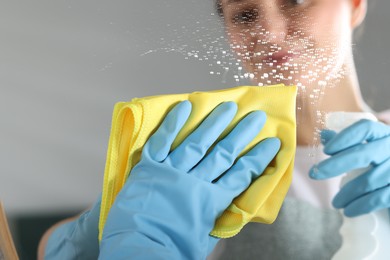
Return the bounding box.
[44,196,101,259]
[309,119,390,217]
[99,100,281,259]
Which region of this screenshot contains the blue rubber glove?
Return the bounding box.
[309,119,390,217]
[99,100,281,259]
[44,196,101,259]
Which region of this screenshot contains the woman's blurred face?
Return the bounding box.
[221,0,355,87]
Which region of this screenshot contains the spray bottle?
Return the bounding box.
[326,112,390,260]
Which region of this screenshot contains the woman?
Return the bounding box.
[212,1,386,258]
[39,0,390,259]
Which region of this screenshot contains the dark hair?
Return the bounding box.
[215,0,223,17]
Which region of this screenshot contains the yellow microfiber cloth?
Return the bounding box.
[98,84,297,240]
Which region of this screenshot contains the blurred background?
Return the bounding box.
[0,0,389,259]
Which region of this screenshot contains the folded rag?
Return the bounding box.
[99,85,297,240]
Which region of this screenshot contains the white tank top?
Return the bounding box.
[287,145,342,209]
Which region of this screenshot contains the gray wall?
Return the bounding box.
[0,0,389,217]
[355,0,390,110]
